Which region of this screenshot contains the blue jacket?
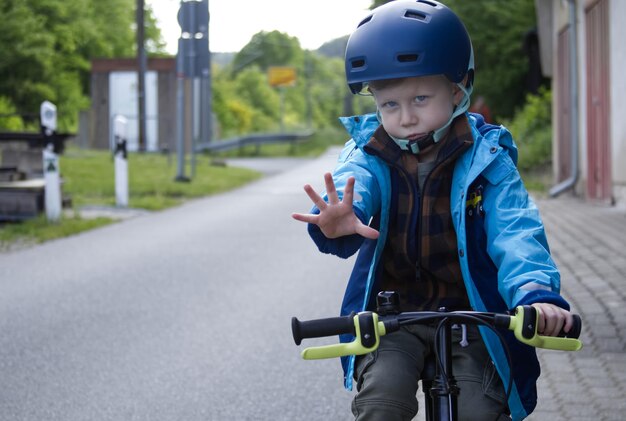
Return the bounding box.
[307,113,569,421]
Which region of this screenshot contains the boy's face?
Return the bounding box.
[370,75,463,141]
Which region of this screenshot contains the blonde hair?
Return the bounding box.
[367,78,406,92]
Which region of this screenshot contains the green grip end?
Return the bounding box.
[510,306,583,351]
[301,314,386,360]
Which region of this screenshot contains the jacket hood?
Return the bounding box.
[339,113,380,148]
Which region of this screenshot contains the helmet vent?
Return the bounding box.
[357,15,373,28]
[351,59,366,69]
[404,10,427,20]
[418,0,438,7]
[397,54,419,63]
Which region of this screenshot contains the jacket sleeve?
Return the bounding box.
[481,151,570,310]
[307,141,381,259]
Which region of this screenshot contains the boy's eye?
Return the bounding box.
[382,101,398,108]
[414,95,428,103]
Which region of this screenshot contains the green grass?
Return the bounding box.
[0,214,113,252]
[63,149,262,210]
[0,147,262,250]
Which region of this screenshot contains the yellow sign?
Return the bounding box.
[268,66,297,87]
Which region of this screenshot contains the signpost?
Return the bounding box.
[268,67,297,87]
[268,67,297,132]
[175,0,211,181]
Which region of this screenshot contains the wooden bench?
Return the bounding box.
[0,178,46,221]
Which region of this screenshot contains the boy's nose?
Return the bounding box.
[400,108,418,127]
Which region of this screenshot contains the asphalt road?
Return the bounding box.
[0,149,357,420]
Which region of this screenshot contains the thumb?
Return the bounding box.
[356,223,379,240]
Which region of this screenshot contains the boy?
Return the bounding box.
[292,1,574,420]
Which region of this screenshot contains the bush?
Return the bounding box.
[0,96,24,130]
[503,87,552,172]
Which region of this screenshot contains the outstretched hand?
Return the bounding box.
[292,172,379,240]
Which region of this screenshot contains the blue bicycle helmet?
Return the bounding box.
[345,0,474,94]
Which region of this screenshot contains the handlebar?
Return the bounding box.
[292,305,582,360]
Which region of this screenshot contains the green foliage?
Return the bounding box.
[0,0,164,131]
[234,67,281,121]
[213,31,361,136]
[232,31,304,73]
[503,88,552,172]
[449,0,539,119]
[0,97,24,130]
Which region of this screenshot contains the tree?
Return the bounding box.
[445,0,539,119]
[0,0,164,130]
[231,31,303,74]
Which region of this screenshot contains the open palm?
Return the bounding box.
[292,172,379,240]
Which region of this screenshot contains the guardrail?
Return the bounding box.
[194,130,314,153]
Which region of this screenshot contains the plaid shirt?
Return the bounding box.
[364,115,474,311]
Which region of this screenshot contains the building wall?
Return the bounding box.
[610,0,626,205]
[547,0,626,205]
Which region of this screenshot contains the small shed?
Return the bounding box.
[89,58,177,152]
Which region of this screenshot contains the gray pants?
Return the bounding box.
[351,324,510,421]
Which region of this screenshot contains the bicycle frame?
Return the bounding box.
[292,292,582,421]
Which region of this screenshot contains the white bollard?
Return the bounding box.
[41,101,62,222]
[113,115,129,207]
[43,144,62,221]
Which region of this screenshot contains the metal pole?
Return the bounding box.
[305,53,312,128]
[550,0,579,197]
[175,50,189,182]
[136,0,147,152]
[189,6,197,178]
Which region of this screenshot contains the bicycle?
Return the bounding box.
[291,291,583,421]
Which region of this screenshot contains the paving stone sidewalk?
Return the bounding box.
[531,196,626,421]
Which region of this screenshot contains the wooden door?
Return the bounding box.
[585,0,612,203]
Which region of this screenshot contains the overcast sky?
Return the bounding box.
[147,0,372,53]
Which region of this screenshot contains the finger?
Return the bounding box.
[343,177,355,205]
[303,184,327,210]
[535,306,546,334]
[546,306,566,336]
[324,173,339,205]
[552,307,568,336]
[562,311,575,334]
[542,306,557,335]
[291,212,319,225]
[355,223,380,240]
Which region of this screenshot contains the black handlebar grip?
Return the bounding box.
[292,314,356,345]
[558,314,582,339]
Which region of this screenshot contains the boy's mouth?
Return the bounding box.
[407,133,427,141]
